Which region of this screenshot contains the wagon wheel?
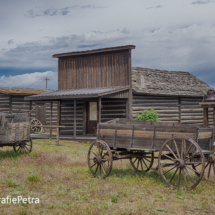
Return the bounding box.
[13,137,33,153]
[158,135,205,190]
[192,154,215,179]
[88,140,113,178]
[130,151,154,172]
[31,118,43,133]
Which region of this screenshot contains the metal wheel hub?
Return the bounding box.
[175,159,184,168]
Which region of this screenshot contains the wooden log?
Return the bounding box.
[56,101,60,146]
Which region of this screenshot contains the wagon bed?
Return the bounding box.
[88,118,215,190]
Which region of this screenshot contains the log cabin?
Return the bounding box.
[0,87,57,132]
[25,45,214,140]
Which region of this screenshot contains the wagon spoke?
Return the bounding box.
[186,165,200,175]
[182,168,188,189]
[185,162,202,165]
[91,151,97,157]
[101,164,106,176]
[137,159,140,170]
[184,143,194,158]
[184,152,199,162]
[208,163,212,178]
[99,165,101,177]
[205,161,210,169]
[160,162,175,167]
[166,144,178,160]
[181,139,184,159]
[90,163,97,168]
[24,146,30,151]
[163,166,176,175]
[177,168,181,187]
[95,164,99,174]
[169,167,178,183]
[144,157,151,163]
[184,166,196,183]
[102,162,110,169]
[173,140,180,159]
[162,153,175,161]
[193,163,203,168]
[140,159,143,171]
[131,158,137,165]
[142,158,148,169]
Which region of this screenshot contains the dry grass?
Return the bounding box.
[0,139,215,215]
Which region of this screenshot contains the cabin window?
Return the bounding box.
[89,102,97,121]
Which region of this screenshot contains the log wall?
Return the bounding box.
[60,100,83,135]
[132,94,212,126]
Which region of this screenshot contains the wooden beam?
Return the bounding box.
[83,100,86,135]
[98,97,101,123]
[49,100,53,138]
[74,99,76,139]
[203,107,208,127]
[128,50,133,119]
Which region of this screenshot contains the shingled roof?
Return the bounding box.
[132,67,213,97]
[0,87,53,95]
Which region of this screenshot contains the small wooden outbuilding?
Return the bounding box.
[0,87,56,131]
[25,45,214,140]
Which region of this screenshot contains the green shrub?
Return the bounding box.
[28,173,39,182]
[6,179,19,187]
[135,109,159,122]
[111,191,118,203]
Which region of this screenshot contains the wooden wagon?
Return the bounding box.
[87,118,215,190]
[0,113,32,153]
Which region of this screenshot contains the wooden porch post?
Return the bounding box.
[49,100,53,138]
[203,107,208,127]
[29,101,32,121]
[56,100,61,146]
[98,97,101,123]
[74,99,76,139]
[83,100,86,135]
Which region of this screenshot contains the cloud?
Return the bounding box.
[81,5,107,9]
[25,6,77,18]
[7,39,14,45]
[0,71,58,90]
[146,5,162,9]
[191,0,211,4]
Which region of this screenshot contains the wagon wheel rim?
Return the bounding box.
[31,118,43,133]
[13,137,32,153]
[158,135,205,190]
[130,151,154,172]
[88,140,113,179]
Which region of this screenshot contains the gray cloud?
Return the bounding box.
[146,5,162,9]
[25,6,77,18]
[191,0,211,4]
[7,39,14,45]
[81,5,107,9]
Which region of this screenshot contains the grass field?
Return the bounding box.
[0,139,215,215]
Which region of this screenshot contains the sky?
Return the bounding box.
[0,0,215,90]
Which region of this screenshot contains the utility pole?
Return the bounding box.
[45,77,50,89]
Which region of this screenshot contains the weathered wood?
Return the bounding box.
[50,100,53,138]
[203,107,209,127]
[74,99,76,139]
[56,101,61,146]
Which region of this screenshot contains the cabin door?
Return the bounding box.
[86,101,98,135]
